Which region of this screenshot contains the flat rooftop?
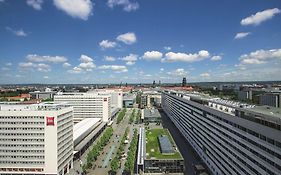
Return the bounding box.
[73,118,101,142]
[144,109,161,118]
[146,129,182,160]
[0,102,71,111]
[241,105,281,120]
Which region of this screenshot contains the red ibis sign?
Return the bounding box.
[46,117,54,126]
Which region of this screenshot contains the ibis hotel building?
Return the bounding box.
[162,91,281,175]
[0,103,73,175]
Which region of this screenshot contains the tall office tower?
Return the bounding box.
[0,103,73,175]
[162,91,281,175]
[153,80,156,87]
[182,77,187,87]
[54,92,111,123]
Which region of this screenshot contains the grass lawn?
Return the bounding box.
[146,128,183,160]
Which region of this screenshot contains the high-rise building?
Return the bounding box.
[182,77,187,87]
[162,91,281,175]
[0,103,73,175]
[259,93,281,108]
[54,92,111,123]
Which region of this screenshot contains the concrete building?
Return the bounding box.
[162,91,281,175]
[140,91,161,108]
[73,118,107,160]
[0,103,73,175]
[88,89,123,109]
[123,93,136,108]
[237,90,252,101]
[259,93,281,108]
[137,127,184,174]
[29,88,57,100]
[54,92,111,123]
[141,108,161,123]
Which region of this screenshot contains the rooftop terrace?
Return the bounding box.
[145,129,182,160]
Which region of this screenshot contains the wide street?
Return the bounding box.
[70,108,139,175]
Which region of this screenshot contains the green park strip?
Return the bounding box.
[82,127,113,173]
[146,129,182,160]
[124,129,138,174]
[110,127,129,174]
[117,108,127,124]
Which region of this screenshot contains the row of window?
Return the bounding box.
[0,133,44,136]
[0,116,44,119]
[0,155,44,159]
[0,144,44,147]
[0,122,44,125]
[0,127,44,131]
[0,138,44,142]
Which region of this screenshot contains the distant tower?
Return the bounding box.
[153,80,156,87]
[182,77,187,87]
[159,80,161,86]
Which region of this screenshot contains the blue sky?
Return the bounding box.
[1,0,281,84]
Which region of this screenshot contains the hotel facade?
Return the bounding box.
[0,103,73,175]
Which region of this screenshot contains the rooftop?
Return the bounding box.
[145,129,182,160]
[73,118,101,142]
[144,109,161,118]
[0,102,71,111]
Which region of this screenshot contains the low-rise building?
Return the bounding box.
[141,108,161,123]
[137,127,184,174]
[123,94,136,108]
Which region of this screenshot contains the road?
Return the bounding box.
[159,109,205,175]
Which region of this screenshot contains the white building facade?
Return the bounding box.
[54,93,111,122]
[0,103,73,175]
[162,91,281,175]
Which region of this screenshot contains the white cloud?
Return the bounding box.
[167,68,188,76]
[234,32,250,39]
[68,66,83,74]
[18,62,51,72]
[19,62,35,69]
[79,54,93,63]
[6,27,27,37]
[142,51,163,61]
[43,76,49,79]
[107,0,139,12]
[162,50,210,62]
[53,0,93,20]
[26,54,67,63]
[211,55,222,61]
[37,63,51,72]
[160,68,164,72]
[99,40,117,49]
[104,56,116,61]
[120,54,138,65]
[63,62,71,67]
[164,46,171,51]
[78,62,96,70]
[26,0,43,10]
[200,73,210,77]
[98,65,128,73]
[5,63,12,66]
[116,32,137,44]
[126,61,135,66]
[239,48,281,65]
[241,8,281,26]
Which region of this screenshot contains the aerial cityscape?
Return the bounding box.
[0,0,281,175]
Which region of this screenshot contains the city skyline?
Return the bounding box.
[1,0,281,84]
